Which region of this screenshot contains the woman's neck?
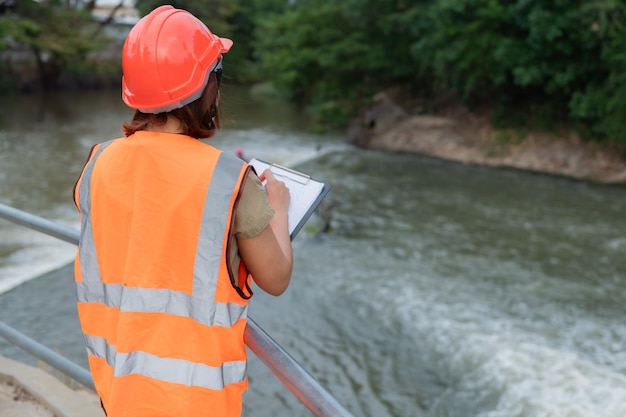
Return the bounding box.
[147,116,185,134]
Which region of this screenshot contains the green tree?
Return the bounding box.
[225,0,288,82]
[134,0,237,37]
[0,0,119,90]
[255,0,422,128]
[134,0,262,81]
[413,0,626,145]
[252,0,626,147]
[568,1,626,147]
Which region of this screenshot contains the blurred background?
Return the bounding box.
[1,2,626,417]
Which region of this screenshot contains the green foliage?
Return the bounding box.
[135,0,237,36]
[224,0,291,82]
[251,0,626,148]
[1,0,112,89]
[413,0,509,100]
[13,13,97,56]
[134,0,276,82]
[3,0,625,149]
[255,0,421,129]
[568,3,626,148]
[411,0,626,147]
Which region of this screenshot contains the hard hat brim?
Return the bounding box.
[121,6,234,113]
[219,37,233,53]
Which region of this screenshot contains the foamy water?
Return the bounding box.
[2,89,625,417]
[0,124,347,296]
[391,285,626,417]
[245,150,626,417]
[0,233,75,294]
[0,205,79,293]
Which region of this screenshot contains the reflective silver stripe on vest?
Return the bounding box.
[77,142,248,388]
[85,335,247,389]
[85,334,117,366]
[77,141,112,289]
[75,283,247,327]
[77,145,247,324]
[115,351,246,389]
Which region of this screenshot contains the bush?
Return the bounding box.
[412,0,626,148]
[255,0,420,129]
[254,0,626,149]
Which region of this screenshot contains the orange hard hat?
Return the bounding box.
[121,5,233,113]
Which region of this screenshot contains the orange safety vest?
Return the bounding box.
[73,131,253,417]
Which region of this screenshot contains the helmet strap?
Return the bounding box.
[211,57,223,87]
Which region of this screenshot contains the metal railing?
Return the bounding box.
[0,203,353,417]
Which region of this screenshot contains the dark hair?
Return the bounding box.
[122,71,222,139]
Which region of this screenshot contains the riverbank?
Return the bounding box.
[0,356,100,417]
[349,90,626,184]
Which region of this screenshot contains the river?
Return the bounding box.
[1,86,625,417]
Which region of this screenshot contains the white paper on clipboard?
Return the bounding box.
[249,158,330,239]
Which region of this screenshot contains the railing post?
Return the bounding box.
[0,321,95,390]
[245,320,353,417]
[0,203,79,244]
[0,203,354,417]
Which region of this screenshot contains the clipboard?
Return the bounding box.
[249,158,331,240]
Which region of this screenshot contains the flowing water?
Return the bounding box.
[0,86,625,417]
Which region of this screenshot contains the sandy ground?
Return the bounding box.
[0,373,56,417]
[350,90,626,184]
[0,357,102,417]
[0,376,101,417]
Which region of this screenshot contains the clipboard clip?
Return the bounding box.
[271,163,310,184]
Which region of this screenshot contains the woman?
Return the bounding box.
[73,6,293,417]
